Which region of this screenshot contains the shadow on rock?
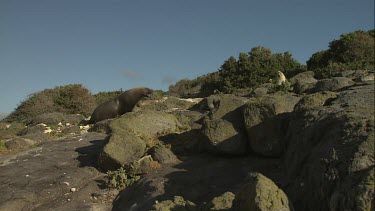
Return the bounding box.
[112,154,282,210]
[75,138,107,168]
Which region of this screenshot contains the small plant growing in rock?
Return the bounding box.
[105,162,140,189]
[0,140,5,148]
[269,80,292,93]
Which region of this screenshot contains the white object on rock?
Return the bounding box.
[43,126,53,134]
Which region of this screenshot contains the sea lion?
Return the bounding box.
[276,71,287,85]
[89,87,153,124]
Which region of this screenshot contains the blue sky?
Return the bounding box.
[0,0,374,113]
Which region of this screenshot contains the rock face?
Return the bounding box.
[232,173,293,211]
[252,87,269,97]
[283,82,374,210]
[150,196,197,211]
[202,118,248,155]
[199,94,249,155]
[18,124,48,136]
[88,119,112,134]
[17,124,49,141]
[243,92,301,157]
[112,154,280,211]
[202,94,248,121]
[209,192,235,210]
[313,77,355,92]
[148,143,179,165]
[112,110,181,143]
[27,112,85,126]
[0,133,112,211]
[0,122,25,140]
[289,71,317,94]
[97,110,181,171]
[98,127,146,171]
[4,137,37,151]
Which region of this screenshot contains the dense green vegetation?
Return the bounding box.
[3,84,96,123]
[169,46,303,96]
[307,30,374,78]
[93,90,123,105]
[170,29,374,96]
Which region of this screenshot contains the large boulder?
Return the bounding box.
[27,112,65,125]
[201,94,248,121]
[0,123,25,140]
[243,92,301,157]
[18,124,48,136]
[232,173,293,211]
[334,69,373,81]
[208,192,235,210]
[289,71,317,94]
[17,124,49,141]
[198,94,249,155]
[98,110,182,171]
[313,77,355,92]
[88,119,112,134]
[150,196,197,211]
[293,91,337,111]
[201,118,248,155]
[140,96,199,112]
[4,137,38,151]
[283,82,374,210]
[252,87,269,97]
[61,125,81,134]
[113,110,182,145]
[97,128,146,171]
[148,143,179,165]
[27,112,85,126]
[329,167,374,211]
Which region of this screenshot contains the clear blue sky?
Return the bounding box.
[0,0,374,113]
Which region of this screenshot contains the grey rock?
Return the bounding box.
[283,83,374,210]
[18,125,46,136]
[232,173,293,211]
[202,118,248,155]
[252,87,269,97]
[354,72,374,82]
[243,92,301,157]
[4,137,37,151]
[289,71,318,94]
[208,192,235,210]
[97,110,181,171]
[97,128,146,171]
[28,112,85,126]
[150,196,198,211]
[148,144,179,165]
[88,119,112,134]
[313,77,355,92]
[61,125,81,134]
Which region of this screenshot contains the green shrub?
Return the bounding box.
[106,163,140,189]
[168,46,301,97]
[3,84,96,123]
[0,140,5,149]
[93,90,123,105]
[270,81,292,93]
[307,29,374,78]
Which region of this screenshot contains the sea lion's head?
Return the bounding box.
[141,87,153,97]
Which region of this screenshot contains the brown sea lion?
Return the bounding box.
[89,87,153,124]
